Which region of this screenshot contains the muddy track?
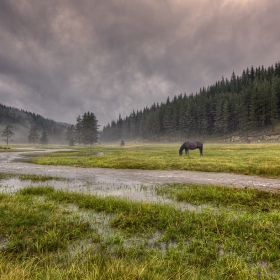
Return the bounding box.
[1,149,280,194]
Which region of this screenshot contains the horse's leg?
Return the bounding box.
[200,147,203,156]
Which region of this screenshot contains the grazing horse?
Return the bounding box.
[179,141,203,156]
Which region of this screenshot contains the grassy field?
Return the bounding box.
[1,142,280,279]
[1,185,280,279]
[28,142,280,178]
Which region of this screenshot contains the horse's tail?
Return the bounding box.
[200,143,203,156]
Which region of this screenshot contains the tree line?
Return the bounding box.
[1,111,99,146]
[101,62,280,141]
[1,124,49,145]
[0,104,69,143]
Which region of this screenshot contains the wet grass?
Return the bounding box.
[0,173,15,180]
[0,172,64,182]
[29,142,280,178]
[0,185,280,279]
[18,174,65,182]
[0,146,11,150]
[156,184,280,212]
[0,192,92,257]
[0,145,41,152]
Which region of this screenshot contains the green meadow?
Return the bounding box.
[1,142,280,279]
[31,142,280,178]
[0,185,280,279]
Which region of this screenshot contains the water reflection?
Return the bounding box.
[0,176,209,213]
[0,148,210,211]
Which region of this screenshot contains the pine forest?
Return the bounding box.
[101,63,280,142]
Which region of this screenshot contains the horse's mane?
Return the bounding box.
[179,143,186,153]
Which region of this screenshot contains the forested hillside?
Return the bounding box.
[0,104,69,144]
[102,62,280,142]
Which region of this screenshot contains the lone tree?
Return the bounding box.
[28,125,40,145]
[40,131,49,145]
[1,124,14,145]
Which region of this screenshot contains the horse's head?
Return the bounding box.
[179,149,183,156]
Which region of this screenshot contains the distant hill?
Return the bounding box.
[102,62,280,143]
[0,103,71,144]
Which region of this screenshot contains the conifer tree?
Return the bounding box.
[81,112,99,144]
[214,99,225,138]
[129,111,136,139]
[75,115,83,145]
[1,124,14,145]
[28,125,40,145]
[65,125,76,146]
[40,131,49,145]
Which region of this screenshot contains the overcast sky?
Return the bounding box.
[0,0,280,127]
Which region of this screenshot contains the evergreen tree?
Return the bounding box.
[178,104,188,139]
[139,113,148,139]
[268,88,278,128]
[109,120,115,141]
[238,104,249,134]
[221,99,229,137]
[122,117,130,140]
[81,112,99,144]
[116,114,123,140]
[75,115,83,145]
[1,124,14,145]
[28,125,40,145]
[272,77,280,108]
[185,103,196,137]
[129,111,136,139]
[214,99,229,138]
[40,131,49,145]
[65,125,76,146]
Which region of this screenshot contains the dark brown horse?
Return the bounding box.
[179,141,203,156]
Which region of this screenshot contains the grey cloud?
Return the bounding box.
[0,0,280,127]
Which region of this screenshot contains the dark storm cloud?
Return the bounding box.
[0,0,280,127]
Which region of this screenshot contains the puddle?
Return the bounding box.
[146,230,177,252]
[0,178,87,193]
[61,204,178,259]
[0,176,212,213]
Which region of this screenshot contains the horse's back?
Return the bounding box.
[182,140,203,149]
[195,140,203,147]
